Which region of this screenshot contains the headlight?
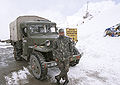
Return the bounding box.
[45,40,50,47]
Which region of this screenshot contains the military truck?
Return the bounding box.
[10,16,82,80]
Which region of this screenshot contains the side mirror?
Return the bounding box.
[24,28,27,33]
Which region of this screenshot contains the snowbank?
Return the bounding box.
[0,42,12,48]
[5,67,31,85]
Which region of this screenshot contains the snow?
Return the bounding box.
[69,37,120,85]
[2,0,120,85]
[0,42,12,48]
[5,67,31,85]
[0,43,13,67]
[65,1,120,85]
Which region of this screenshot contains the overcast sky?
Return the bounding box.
[1,0,120,16]
[0,0,120,39]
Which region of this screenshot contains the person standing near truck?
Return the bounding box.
[52,28,73,85]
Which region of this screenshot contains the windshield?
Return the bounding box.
[29,24,57,35]
[48,26,56,33]
[29,25,46,34]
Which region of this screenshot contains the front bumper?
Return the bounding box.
[43,53,82,68]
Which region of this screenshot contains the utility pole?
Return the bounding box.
[86,1,89,13]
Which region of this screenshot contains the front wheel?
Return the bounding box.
[30,52,47,80]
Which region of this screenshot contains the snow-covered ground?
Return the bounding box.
[66,1,120,85]
[5,67,31,85]
[1,0,120,85]
[68,36,120,85]
[0,43,13,67]
[0,42,12,48]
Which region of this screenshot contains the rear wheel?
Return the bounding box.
[30,51,47,80]
[70,47,80,66]
[14,46,22,61]
[70,59,80,67]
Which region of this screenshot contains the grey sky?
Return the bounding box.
[1,0,120,20]
[3,0,119,16]
[0,0,119,39]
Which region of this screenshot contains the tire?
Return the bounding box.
[76,59,80,64]
[70,47,80,67]
[70,59,80,67]
[14,46,22,61]
[30,51,47,80]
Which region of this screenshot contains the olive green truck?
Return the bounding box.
[10,16,82,80]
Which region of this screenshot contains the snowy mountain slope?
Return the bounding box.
[66,0,120,29]
[70,35,120,85]
[66,1,120,85]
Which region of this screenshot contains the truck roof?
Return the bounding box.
[10,15,51,25]
[21,21,56,25]
[17,15,50,21]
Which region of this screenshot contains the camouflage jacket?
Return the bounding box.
[52,36,73,60]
